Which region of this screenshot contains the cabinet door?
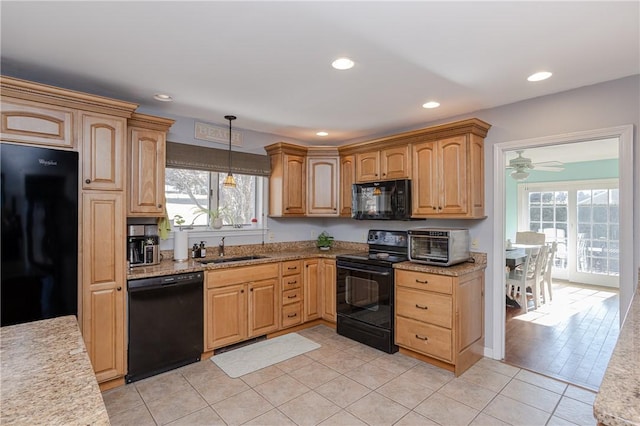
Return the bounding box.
[82,192,125,382]
[1,98,75,148]
[321,259,337,323]
[340,155,355,217]
[207,284,247,350]
[303,259,321,321]
[128,127,166,216]
[307,157,338,215]
[283,153,306,215]
[381,145,410,180]
[412,141,439,215]
[81,113,126,191]
[249,278,279,336]
[439,136,468,215]
[355,151,380,182]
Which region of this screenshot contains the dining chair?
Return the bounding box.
[541,242,557,303]
[525,245,547,310]
[506,249,533,313]
[515,231,546,245]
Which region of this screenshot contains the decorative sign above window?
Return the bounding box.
[195,121,243,146]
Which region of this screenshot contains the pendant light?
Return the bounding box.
[223,115,237,188]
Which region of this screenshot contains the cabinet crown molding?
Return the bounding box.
[1,75,138,118]
[264,142,309,156]
[128,112,175,131]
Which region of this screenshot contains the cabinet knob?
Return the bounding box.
[85,179,91,184]
[157,204,162,208]
[117,286,122,291]
[432,207,437,210]
[241,289,244,293]
[382,173,386,176]
[250,288,254,292]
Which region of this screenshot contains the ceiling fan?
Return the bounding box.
[507,150,564,180]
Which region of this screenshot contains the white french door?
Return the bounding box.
[517,179,619,288]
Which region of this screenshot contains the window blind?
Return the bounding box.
[166,141,271,176]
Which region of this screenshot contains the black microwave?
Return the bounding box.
[352,179,412,220]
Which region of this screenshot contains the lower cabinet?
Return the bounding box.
[281,260,303,328]
[395,268,484,376]
[321,259,337,323]
[81,192,125,383]
[205,263,279,351]
[303,259,321,321]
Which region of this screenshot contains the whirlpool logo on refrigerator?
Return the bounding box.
[38,159,58,166]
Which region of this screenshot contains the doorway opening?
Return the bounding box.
[492,125,634,391]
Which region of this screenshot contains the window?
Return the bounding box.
[165,168,263,228]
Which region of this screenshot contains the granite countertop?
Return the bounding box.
[394,252,487,276]
[594,287,640,426]
[0,316,110,425]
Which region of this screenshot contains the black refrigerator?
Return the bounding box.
[1,143,79,326]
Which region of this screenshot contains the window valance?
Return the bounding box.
[166,141,271,177]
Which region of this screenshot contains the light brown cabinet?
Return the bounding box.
[205,263,280,350]
[127,113,174,216]
[339,155,355,217]
[307,148,339,216]
[303,259,321,322]
[81,112,126,191]
[265,143,307,216]
[412,134,485,218]
[81,192,126,383]
[320,259,337,323]
[0,98,75,148]
[355,145,410,182]
[281,260,303,328]
[395,268,484,376]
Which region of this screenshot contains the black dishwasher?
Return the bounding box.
[126,271,204,383]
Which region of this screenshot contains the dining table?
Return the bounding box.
[505,244,543,269]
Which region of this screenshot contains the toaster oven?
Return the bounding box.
[407,228,470,266]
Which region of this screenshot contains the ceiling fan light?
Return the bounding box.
[511,170,530,181]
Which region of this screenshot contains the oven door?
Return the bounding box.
[336,260,393,329]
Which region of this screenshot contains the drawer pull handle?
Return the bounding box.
[415,334,429,341]
[287,267,297,270]
[287,313,297,318]
[415,279,429,284]
[287,295,296,299]
[287,280,297,285]
[415,304,428,310]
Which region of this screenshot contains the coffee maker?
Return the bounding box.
[127,225,160,267]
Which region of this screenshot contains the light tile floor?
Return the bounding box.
[103,325,597,426]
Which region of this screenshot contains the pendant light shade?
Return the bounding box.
[223,115,236,188]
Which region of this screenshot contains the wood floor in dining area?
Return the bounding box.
[505,280,619,391]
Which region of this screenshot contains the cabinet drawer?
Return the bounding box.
[281,302,302,328]
[282,260,302,276]
[396,270,453,294]
[282,273,302,290]
[396,316,452,362]
[282,288,302,305]
[396,287,452,328]
[207,263,279,288]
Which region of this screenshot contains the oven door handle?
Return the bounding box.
[338,264,390,276]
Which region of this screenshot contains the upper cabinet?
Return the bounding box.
[339,155,355,217]
[355,145,410,182]
[81,112,126,191]
[412,133,486,219]
[127,113,175,217]
[265,143,308,217]
[307,147,339,216]
[0,98,75,148]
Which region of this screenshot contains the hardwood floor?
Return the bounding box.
[505,280,619,391]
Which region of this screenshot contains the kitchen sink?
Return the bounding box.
[199,255,269,264]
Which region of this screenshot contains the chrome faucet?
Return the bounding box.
[219,237,225,257]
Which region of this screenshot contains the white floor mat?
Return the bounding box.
[210,333,320,378]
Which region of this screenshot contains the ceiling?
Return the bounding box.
[505,138,620,166]
[1,2,638,145]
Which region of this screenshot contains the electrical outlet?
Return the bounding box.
[471,239,479,249]
[268,232,274,241]
[362,232,368,242]
[311,230,317,239]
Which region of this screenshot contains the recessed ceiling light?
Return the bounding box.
[422,101,440,109]
[153,93,173,102]
[527,71,552,82]
[331,57,354,70]
[316,131,329,137]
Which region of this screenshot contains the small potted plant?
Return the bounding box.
[316,231,334,251]
[173,214,186,231]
